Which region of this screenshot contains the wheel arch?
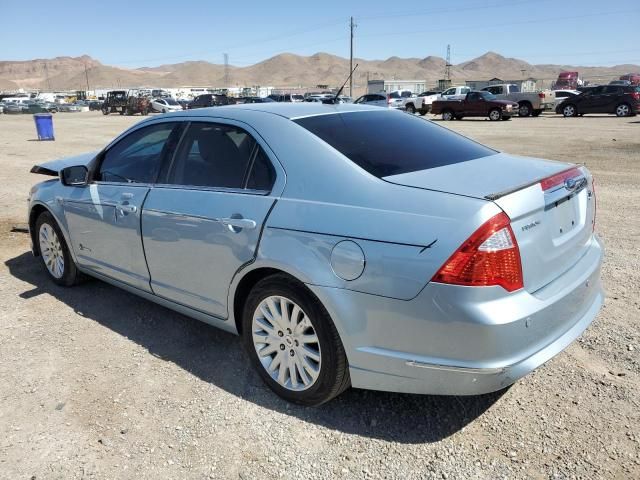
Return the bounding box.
[29,203,49,256]
[231,266,311,335]
[28,201,76,263]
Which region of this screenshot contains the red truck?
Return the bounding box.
[554,71,580,90]
[430,91,519,121]
[620,73,640,86]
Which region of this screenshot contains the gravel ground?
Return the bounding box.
[0,111,638,479]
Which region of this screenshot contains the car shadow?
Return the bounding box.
[5,250,505,443]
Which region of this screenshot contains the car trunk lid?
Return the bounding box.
[384,154,596,292]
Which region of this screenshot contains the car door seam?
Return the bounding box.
[138,188,155,293]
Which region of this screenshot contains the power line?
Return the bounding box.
[111,19,345,66]
[359,9,640,39]
[359,0,552,21]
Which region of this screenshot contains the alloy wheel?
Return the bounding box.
[252,296,321,391]
[563,105,576,117]
[489,109,501,121]
[39,223,65,279]
[616,104,629,117]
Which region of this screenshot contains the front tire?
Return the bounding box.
[35,211,82,287]
[242,274,350,406]
[405,103,416,114]
[489,108,502,121]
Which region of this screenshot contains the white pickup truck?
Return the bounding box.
[402,90,442,115]
[480,84,555,117]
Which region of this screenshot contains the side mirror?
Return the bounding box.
[60,165,89,186]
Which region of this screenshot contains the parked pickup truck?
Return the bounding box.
[480,84,555,117]
[431,91,519,121]
[403,90,441,115]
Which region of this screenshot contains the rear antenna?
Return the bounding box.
[331,63,359,103]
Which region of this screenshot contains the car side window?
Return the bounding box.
[167,122,257,189]
[246,148,276,191]
[98,123,177,183]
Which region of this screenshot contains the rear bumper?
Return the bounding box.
[308,235,603,395]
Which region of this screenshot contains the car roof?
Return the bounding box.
[171,102,383,120]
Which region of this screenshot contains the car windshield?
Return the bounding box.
[165,98,179,105]
[294,111,496,178]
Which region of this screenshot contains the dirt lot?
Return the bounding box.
[0,111,638,479]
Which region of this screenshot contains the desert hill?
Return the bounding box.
[1,52,637,91]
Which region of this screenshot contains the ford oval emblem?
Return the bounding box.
[564,178,577,191]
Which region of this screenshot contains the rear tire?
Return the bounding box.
[242,274,350,406]
[489,108,502,121]
[35,211,83,287]
[442,109,455,121]
[562,104,577,117]
[405,103,416,114]
[102,108,109,115]
[518,102,532,117]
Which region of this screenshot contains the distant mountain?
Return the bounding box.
[0,55,101,89]
[1,52,638,92]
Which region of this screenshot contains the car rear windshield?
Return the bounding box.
[294,111,496,177]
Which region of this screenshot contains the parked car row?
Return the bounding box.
[0,99,85,114]
[357,82,639,121]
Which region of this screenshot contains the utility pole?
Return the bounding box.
[349,16,356,96]
[224,53,229,89]
[84,63,90,93]
[43,62,51,91]
[444,44,451,82]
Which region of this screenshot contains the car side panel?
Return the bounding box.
[260,194,500,300]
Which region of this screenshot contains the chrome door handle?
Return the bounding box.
[116,204,137,214]
[220,217,257,231]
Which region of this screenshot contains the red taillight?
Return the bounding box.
[538,92,545,99]
[539,166,582,191]
[387,95,391,104]
[431,212,523,292]
[631,91,640,101]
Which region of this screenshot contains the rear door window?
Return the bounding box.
[294,111,496,178]
[165,122,275,191]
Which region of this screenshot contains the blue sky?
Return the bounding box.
[2,0,639,67]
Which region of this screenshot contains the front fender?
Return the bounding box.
[29,181,78,264]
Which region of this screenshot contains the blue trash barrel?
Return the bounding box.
[33,113,55,141]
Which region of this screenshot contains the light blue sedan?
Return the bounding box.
[28,103,603,405]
